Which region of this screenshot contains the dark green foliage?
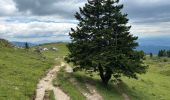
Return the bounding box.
[167,50,170,58]
[158,49,170,57]
[25,42,29,49]
[66,0,148,85]
[150,53,153,58]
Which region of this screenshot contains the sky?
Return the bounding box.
[0,0,170,43]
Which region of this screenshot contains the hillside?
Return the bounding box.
[0,41,55,100]
[0,39,13,48]
[35,43,170,100]
[32,42,68,59]
[1,42,170,100]
[11,41,37,47]
[137,45,170,54]
[137,37,170,54]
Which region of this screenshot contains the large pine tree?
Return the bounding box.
[66,0,148,85]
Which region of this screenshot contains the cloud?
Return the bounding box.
[122,0,170,23]
[13,0,85,18]
[0,0,170,42]
[0,0,18,16]
[0,17,76,42]
[119,0,170,37]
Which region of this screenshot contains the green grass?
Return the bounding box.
[69,56,170,100]
[44,90,55,100]
[121,56,170,100]
[33,43,68,59]
[53,67,86,100]
[1,42,170,100]
[0,42,68,100]
[41,43,170,100]
[0,48,54,100]
[49,90,55,100]
[72,71,124,100]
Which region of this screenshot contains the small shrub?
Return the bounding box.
[163,58,168,62]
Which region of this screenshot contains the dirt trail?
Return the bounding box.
[84,84,103,100]
[63,62,103,100]
[35,61,103,100]
[35,63,70,100]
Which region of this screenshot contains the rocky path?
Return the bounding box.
[84,84,103,100]
[35,63,70,100]
[63,62,103,100]
[34,61,115,100]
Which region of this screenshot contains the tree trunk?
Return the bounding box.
[98,64,112,85]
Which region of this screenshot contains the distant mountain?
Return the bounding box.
[138,36,170,47]
[137,45,170,54]
[11,42,37,47]
[135,36,170,54]
[10,36,170,54]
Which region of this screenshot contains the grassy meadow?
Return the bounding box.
[0,42,67,100]
[0,48,54,100]
[33,43,68,59]
[0,41,170,100]
[38,43,170,100]
[121,56,170,100]
[51,43,170,100]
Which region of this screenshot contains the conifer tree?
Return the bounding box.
[162,49,167,57]
[158,49,167,57]
[25,42,29,49]
[167,50,170,58]
[150,53,153,58]
[66,0,148,85]
[158,50,162,57]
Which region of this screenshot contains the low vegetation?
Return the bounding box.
[73,72,124,100]
[0,47,54,100]
[0,41,65,100]
[44,90,55,100]
[51,43,170,100]
[1,40,170,100]
[67,55,170,100]
[53,67,86,100]
[121,56,170,100]
[0,39,13,48]
[33,43,68,59]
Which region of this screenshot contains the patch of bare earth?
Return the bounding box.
[84,84,103,100]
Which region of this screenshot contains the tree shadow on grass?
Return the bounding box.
[72,72,124,100]
[117,80,151,100]
[72,71,154,100]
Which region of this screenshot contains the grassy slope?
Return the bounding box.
[34,43,68,59]
[1,42,170,100]
[0,42,68,100]
[49,43,170,100]
[53,68,86,100]
[73,71,124,100]
[122,56,170,100]
[73,56,170,100]
[0,39,13,48]
[0,46,56,99]
[41,43,170,100]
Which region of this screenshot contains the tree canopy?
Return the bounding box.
[66,0,148,85]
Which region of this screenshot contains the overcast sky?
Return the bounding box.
[0,0,170,43]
